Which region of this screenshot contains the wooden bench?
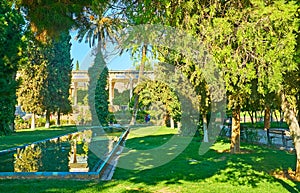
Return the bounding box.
[267,129,292,147]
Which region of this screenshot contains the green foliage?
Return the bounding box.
[75,0,117,126]
[18,31,72,128]
[75,0,120,48]
[77,89,88,105]
[113,89,130,106]
[76,107,92,125]
[203,1,298,108]
[44,32,73,115]
[14,116,30,130]
[17,0,95,38]
[75,60,80,70]
[241,127,260,143]
[88,49,109,126]
[134,80,181,123]
[0,1,25,135]
[17,34,48,116]
[95,65,109,126]
[14,116,56,130]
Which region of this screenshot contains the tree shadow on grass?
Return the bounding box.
[112,134,300,192]
[0,134,299,193]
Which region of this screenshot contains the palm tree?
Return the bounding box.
[75,3,120,126]
[130,44,147,125]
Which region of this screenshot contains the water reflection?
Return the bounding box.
[14,144,42,172]
[68,130,92,172]
[8,129,118,173]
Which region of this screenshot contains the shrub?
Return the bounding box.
[36,117,46,127]
[14,116,30,130]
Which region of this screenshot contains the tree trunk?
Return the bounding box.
[73,140,77,163]
[255,111,257,123]
[177,122,181,130]
[130,45,147,125]
[56,110,61,126]
[230,107,241,154]
[203,115,209,142]
[31,113,35,129]
[297,110,300,126]
[274,109,279,123]
[264,105,271,144]
[248,111,254,126]
[45,110,50,128]
[170,117,175,129]
[280,110,284,127]
[270,109,273,123]
[281,92,300,177]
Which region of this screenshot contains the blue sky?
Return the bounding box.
[70,32,134,70]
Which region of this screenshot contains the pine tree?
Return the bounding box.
[75,1,118,126]
[15,0,95,40]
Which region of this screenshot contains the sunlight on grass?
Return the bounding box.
[0,126,77,150]
[210,140,230,152]
[0,126,299,192]
[128,126,179,139]
[16,127,65,133]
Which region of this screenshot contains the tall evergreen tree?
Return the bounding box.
[75,60,80,70]
[87,47,109,126]
[44,32,73,127]
[0,1,25,134]
[76,1,119,126]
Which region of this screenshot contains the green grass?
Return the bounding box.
[0,126,77,150]
[241,122,289,129]
[0,126,299,192]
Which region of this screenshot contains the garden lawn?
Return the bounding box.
[0,126,77,150]
[241,122,289,129]
[0,126,300,192]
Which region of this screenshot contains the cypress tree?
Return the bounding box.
[75,60,80,70]
[44,32,73,127]
[88,48,109,126]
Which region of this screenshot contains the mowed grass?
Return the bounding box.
[0,125,77,150]
[0,126,300,192]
